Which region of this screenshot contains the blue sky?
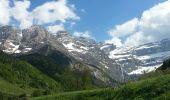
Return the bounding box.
[1,0,170,46]
[68,0,166,42]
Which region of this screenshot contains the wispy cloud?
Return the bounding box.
[73,31,94,39]
[81,9,86,13]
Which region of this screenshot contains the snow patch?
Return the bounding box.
[63,42,87,53]
[137,51,170,60]
[3,41,20,53]
[135,44,159,50]
[100,45,110,50]
[23,48,32,53]
[128,64,161,75]
[15,50,21,53]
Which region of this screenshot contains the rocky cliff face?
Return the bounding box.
[0,26,126,85]
[0,26,22,53]
[55,31,126,82]
[1,25,169,83]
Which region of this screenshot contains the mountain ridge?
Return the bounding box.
[0,25,124,86]
[1,25,170,82]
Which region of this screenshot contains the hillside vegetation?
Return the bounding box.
[0,51,62,99]
[33,73,170,100]
[0,51,98,99]
[0,50,170,99]
[33,58,170,100]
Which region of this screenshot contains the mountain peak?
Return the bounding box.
[22,25,49,43]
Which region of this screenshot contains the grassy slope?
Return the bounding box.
[0,79,25,95]
[0,79,35,100]
[0,51,98,98]
[33,74,170,100]
[0,52,62,98]
[32,88,113,100]
[0,61,61,90]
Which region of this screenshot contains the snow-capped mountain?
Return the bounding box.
[0,26,22,53]
[0,25,67,54]
[108,39,170,75]
[1,25,169,83]
[55,31,126,82]
[0,26,126,85]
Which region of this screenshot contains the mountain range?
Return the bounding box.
[0,25,170,84]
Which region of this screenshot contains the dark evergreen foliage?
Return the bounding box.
[158,58,170,70]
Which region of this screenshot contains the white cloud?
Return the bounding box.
[108,18,139,38]
[105,38,122,47]
[0,0,10,25]
[11,0,32,29]
[32,0,80,24]
[107,0,170,47]
[47,24,65,34]
[73,31,92,38]
[0,0,79,29]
